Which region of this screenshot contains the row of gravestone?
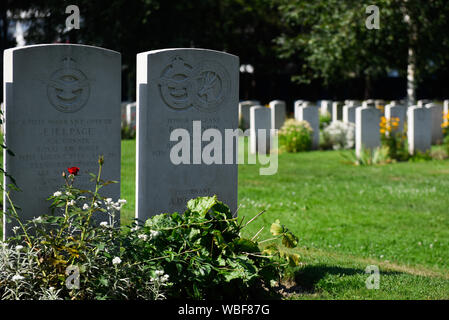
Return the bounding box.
[2,44,239,239]
[242,98,448,156]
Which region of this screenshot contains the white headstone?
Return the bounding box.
[444,100,449,116]
[407,106,431,154]
[239,100,259,130]
[417,99,432,107]
[250,106,271,154]
[269,100,286,130]
[355,106,380,158]
[3,44,121,239]
[320,100,332,117]
[121,101,131,127]
[425,103,444,144]
[296,104,319,149]
[332,101,343,122]
[125,102,136,130]
[136,48,239,221]
[342,104,358,124]
[385,103,407,133]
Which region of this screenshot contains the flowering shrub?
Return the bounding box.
[1,157,299,300]
[278,119,313,152]
[379,116,409,161]
[322,120,355,150]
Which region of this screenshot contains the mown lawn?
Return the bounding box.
[122,137,449,299]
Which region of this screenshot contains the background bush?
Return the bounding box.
[278,119,313,152]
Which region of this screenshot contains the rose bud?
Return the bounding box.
[67,167,80,176]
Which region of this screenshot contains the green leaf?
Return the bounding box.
[270,219,283,236]
[187,195,218,216]
[282,231,299,248]
[232,238,260,254]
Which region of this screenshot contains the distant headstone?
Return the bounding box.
[296,104,319,149]
[425,103,444,144]
[385,103,407,133]
[355,106,380,158]
[417,99,432,107]
[363,100,375,108]
[332,101,343,122]
[3,44,121,239]
[269,100,286,130]
[136,48,239,221]
[444,100,449,116]
[345,100,361,107]
[121,101,131,127]
[293,100,304,120]
[125,102,136,130]
[342,104,358,124]
[320,100,332,117]
[250,106,271,154]
[407,106,431,154]
[239,100,259,130]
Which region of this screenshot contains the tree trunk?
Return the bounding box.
[407,47,416,106]
[402,0,417,106]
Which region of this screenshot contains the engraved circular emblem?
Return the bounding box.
[47,58,90,113]
[159,57,194,110]
[191,60,230,113]
[158,56,230,112]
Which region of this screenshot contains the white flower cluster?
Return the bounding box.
[104,198,127,212]
[112,257,122,265]
[151,270,169,283]
[137,230,161,241]
[323,120,355,150]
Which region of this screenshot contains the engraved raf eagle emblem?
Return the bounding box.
[47,57,90,113]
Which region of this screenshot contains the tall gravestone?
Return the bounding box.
[444,100,449,117]
[239,100,259,130]
[250,105,271,154]
[425,103,443,144]
[355,106,380,158]
[293,100,304,120]
[3,44,121,239]
[269,100,286,131]
[342,104,357,124]
[332,101,343,122]
[407,106,431,154]
[296,104,319,149]
[136,48,239,221]
[320,100,332,117]
[121,101,131,127]
[385,103,407,133]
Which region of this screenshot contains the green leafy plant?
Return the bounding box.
[1,157,299,300]
[380,116,410,162]
[319,112,332,130]
[278,119,313,153]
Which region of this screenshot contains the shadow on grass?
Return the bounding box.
[291,264,403,293]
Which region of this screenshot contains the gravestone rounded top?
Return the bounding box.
[138,48,238,114]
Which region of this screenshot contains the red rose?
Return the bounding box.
[67,167,80,176]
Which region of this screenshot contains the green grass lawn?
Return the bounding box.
[2,137,449,299]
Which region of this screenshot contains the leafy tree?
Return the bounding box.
[276,0,449,101]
